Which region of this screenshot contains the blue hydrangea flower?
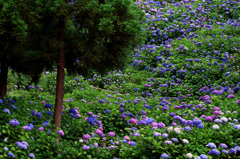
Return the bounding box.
[9,119,20,126]
[171,138,178,142]
[35,112,42,118]
[42,121,49,127]
[29,153,35,158]
[3,147,8,151]
[75,77,79,82]
[3,108,11,114]
[208,149,220,155]
[207,143,217,149]
[44,103,52,109]
[98,100,104,104]
[197,123,204,129]
[69,109,76,114]
[11,105,18,109]
[229,148,237,155]
[119,108,124,112]
[27,123,34,130]
[219,143,228,149]
[184,126,191,131]
[222,149,228,154]
[161,153,169,158]
[105,110,111,113]
[129,141,136,146]
[7,152,15,158]
[199,154,208,159]
[87,116,98,127]
[46,111,53,116]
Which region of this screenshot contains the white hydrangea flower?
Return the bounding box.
[182,139,189,144]
[213,125,220,129]
[79,139,84,142]
[186,153,193,159]
[220,117,228,123]
[174,127,181,134]
[167,126,173,132]
[214,119,222,124]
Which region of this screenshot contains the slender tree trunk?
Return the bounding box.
[53,17,65,144]
[0,60,8,98]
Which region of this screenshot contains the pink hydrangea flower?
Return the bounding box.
[41,101,45,104]
[124,136,130,141]
[108,132,115,137]
[214,111,220,115]
[83,134,91,140]
[129,118,137,125]
[38,127,44,132]
[151,122,158,127]
[58,130,64,136]
[88,112,93,116]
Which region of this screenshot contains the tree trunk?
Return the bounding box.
[0,60,8,98]
[53,17,65,144]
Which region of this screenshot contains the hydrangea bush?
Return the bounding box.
[1,0,240,158]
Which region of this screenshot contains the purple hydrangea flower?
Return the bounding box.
[9,119,20,126]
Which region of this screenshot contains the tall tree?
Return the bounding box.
[0,0,29,97]
[0,0,50,97]
[7,0,147,143]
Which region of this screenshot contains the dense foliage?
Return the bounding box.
[1,0,240,158]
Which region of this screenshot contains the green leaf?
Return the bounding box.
[21,136,26,141]
[11,147,16,151]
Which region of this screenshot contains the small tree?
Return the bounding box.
[9,0,147,143]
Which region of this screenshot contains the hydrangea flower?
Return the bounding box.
[44,103,52,109]
[171,138,178,142]
[38,127,44,132]
[182,139,189,144]
[199,154,208,159]
[105,110,111,113]
[129,141,136,146]
[29,153,35,158]
[219,143,228,149]
[83,134,91,140]
[9,119,20,126]
[161,153,169,158]
[207,143,217,149]
[35,112,42,118]
[109,145,115,149]
[82,145,90,150]
[212,125,220,129]
[3,108,11,114]
[7,152,15,158]
[58,130,64,136]
[208,149,220,155]
[108,132,115,137]
[186,153,192,158]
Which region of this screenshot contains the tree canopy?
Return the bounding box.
[1,0,147,143]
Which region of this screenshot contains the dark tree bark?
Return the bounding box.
[0,59,8,98]
[53,17,65,144]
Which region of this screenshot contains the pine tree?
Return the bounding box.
[0,0,42,97]
[3,0,147,143]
